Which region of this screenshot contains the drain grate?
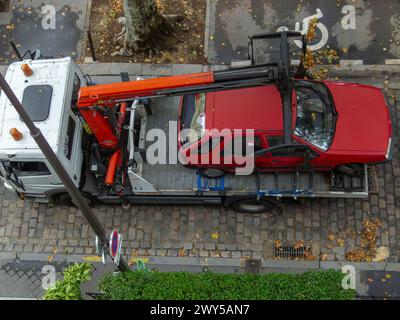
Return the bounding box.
[274,243,312,260]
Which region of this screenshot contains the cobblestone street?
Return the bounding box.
[0,64,399,265]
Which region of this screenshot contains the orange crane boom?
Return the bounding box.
[77,65,277,150]
[77,72,215,149]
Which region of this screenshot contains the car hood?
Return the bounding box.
[326,82,392,154]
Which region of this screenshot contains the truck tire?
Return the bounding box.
[228,197,276,214]
[54,192,93,207]
[56,193,73,206]
[335,164,363,177]
[200,168,225,178]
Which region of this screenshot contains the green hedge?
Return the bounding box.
[99,270,355,300]
[44,263,93,300]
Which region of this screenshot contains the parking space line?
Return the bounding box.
[339,60,364,66]
[385,59,400,65]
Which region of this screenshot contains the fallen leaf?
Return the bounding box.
[328,233,336,241]
[294,240,304,250]
[374,246,389,262]
[211,232,220,240]
[320,253,328,261]
[337,238,346,247]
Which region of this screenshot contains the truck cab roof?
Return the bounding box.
[0,57,73,158]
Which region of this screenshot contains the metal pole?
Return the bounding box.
[87,31,97,62]
[0,73,130,272]
[9,41,23,61]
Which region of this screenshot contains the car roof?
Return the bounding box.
[205,85,283,132]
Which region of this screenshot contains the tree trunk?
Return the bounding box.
[113,0,178,56]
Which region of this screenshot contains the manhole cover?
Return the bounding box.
[274,243,312,260]
[0,0,10,12]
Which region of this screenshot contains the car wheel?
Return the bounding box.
[200,168,225,178]
[229,197,276,214]
[335,164,363,177]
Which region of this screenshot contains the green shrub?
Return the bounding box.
[99,270,355,300]
[43,263,93,300]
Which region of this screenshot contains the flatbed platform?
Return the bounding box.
[88,73,369,207]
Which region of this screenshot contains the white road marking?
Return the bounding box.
[340,60,364,66]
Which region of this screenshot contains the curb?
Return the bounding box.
[78,62,400,81]
[2,252,399,274]
[80,0,93,60]
[3,61,400,78]
[204,0,212,59]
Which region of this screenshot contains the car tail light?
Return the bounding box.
[382,91,394,160]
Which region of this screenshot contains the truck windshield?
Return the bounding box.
[294,81,337,151]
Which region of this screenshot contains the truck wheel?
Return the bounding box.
[54,192,93,207]
[228,197,276,214]
[200,168,225,178]
[335,164,363,177]
[56,193,73,206]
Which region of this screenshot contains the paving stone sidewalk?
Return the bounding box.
[0,259,68,299]
[0,63,399,267]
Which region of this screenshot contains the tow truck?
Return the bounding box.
[0,32,390,213]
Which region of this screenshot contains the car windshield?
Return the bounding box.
[294,81,337,151]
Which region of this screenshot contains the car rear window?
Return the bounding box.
[21,85,53,122]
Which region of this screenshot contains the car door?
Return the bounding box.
[261,134,327,171]
[187,135,224,167]
[264,135,306,170]
[221,133,266,170]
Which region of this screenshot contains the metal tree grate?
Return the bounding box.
[274,244,312,260]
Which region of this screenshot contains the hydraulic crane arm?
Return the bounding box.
[77,65,279,149]
[78,65,279,107]
[78,72,215,108]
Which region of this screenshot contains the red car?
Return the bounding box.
[178,80,393,177]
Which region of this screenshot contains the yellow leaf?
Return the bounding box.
[83,256,103,262]
[211,232,219,240]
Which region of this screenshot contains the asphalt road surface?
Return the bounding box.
[0,0,89,64]
[207,0,400,65]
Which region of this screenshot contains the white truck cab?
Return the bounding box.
[0,57,86,200]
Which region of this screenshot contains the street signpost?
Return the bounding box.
[109,230,123,267]
[95,236,106,264]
